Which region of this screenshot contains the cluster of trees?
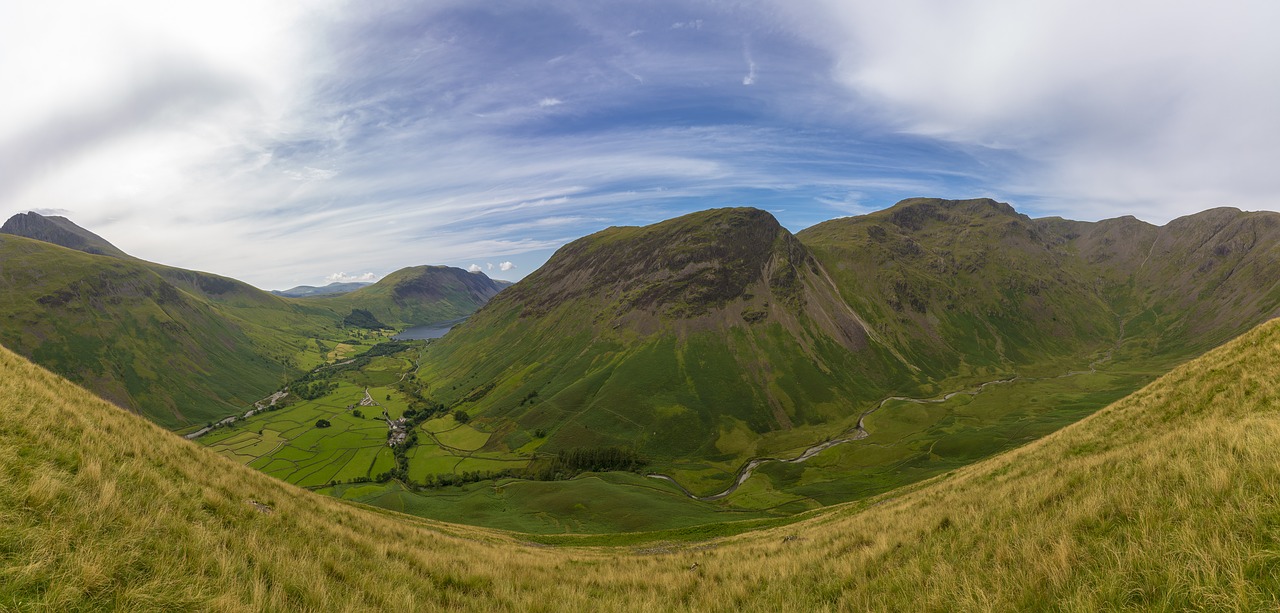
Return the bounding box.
[342,308,390,330]
[531,446,647,481]
[373,444,648,490]
[290,380,336,400]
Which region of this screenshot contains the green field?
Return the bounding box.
[201,344,543,493]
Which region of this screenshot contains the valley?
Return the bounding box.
[3,199,1278,538]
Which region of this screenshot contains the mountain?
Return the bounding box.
[406,199,1280,498]
[309,265,509,328]
[0,233,337,428]
[4,308,1279,609]
[1037,206,1280,358]
[0,213,508,428]
[1,211,129,257]
[271,281,372,298]
[413,208,917,468]
[798,198,1119,380]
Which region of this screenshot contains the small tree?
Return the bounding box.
[315,419,331,428]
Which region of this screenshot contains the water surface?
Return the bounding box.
[393,317,467,340]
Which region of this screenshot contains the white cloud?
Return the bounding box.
[499,261,515,272]
[486,262,494,270]
[538,97,563,108]
[324,272,379,284]
[671,20,703,30]
[789,0,1280,220]
[467,264,483,273]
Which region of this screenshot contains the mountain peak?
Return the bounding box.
[0,212,128,258]
[503,206,800,319]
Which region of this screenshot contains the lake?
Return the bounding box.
[393,317,467,340]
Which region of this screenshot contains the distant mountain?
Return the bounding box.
[309,265,509,328]
[1,211,129,257]
[271,282,372,298]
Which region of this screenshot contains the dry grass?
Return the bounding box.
[4,319,1280,611]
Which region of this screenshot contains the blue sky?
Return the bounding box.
[2,1,1278,289]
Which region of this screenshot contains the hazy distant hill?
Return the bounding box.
[308,265,509,328]
[271,282,372,298]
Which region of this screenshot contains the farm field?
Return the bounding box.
[200,343,540,491]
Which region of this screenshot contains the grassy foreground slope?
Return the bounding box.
[5,315,1280,610]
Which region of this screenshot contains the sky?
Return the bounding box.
[2,1,1278,289]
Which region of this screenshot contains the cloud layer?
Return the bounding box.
[2,1,1276,288]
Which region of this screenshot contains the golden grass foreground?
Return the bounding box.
[4,319,1280,611]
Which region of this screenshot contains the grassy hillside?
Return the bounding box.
[4,311,1280,610]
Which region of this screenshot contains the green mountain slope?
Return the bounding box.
[0,214,508,429]
[797,197,1120,381]
[4,307,1280,610]
[413,208,917,476]
[1039,206,1280,358]
[0,234,295,427]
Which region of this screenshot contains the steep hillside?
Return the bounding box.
[309,266,508,328]
[1040,207,1280,359]
[797,198,1119,380]
[413,208,916,482]
[4,308,1280,610]
[0,234,305,428]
